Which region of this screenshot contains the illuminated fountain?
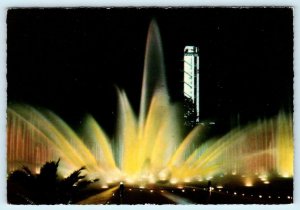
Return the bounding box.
[7,20,293,187]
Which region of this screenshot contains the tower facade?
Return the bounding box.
[184,46,200,126]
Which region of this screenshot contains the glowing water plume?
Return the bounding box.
[221,113,293,179]
[116,88,182,180]
[82,115,118,171]
[116,20,181,180]
[116,89,138,174]
[7,105,100,173]
[8,103,293,184]
[139,19,167,130]
[276,112,293,177]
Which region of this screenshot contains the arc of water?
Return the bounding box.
[8,105,92,171]
[139,19,167,132]
[83,115,117,171]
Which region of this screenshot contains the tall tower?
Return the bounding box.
[184,46,200,126]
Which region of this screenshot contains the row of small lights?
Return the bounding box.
[103,172,291,188]
[220,188,292,200]
[124,186,292,201]
[107,188,292,205]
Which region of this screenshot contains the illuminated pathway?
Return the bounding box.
[160,191,194,204]
[77,186,119,204]
[108,187,176,204]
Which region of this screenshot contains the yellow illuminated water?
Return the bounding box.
[7,20,293,186]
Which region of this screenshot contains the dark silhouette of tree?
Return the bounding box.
[7,159,99,204]
[7,166,36,204]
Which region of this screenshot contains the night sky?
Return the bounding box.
[7,8,293,136]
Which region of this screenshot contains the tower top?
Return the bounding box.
[184,46,199,54]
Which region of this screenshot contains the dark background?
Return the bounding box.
[7,8,293,136]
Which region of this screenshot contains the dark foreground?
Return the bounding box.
[9,178,293,205]
[78,178,293,205]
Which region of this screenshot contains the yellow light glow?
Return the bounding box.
[184,178,191,183]
[125,178,134,184]
[148,176,156,184]
[197,177,203,182]
[244,177,253,187]
[276,112,293,178]
[7,102,294,186]
[158,171,168,181]
[170,178,178,184]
